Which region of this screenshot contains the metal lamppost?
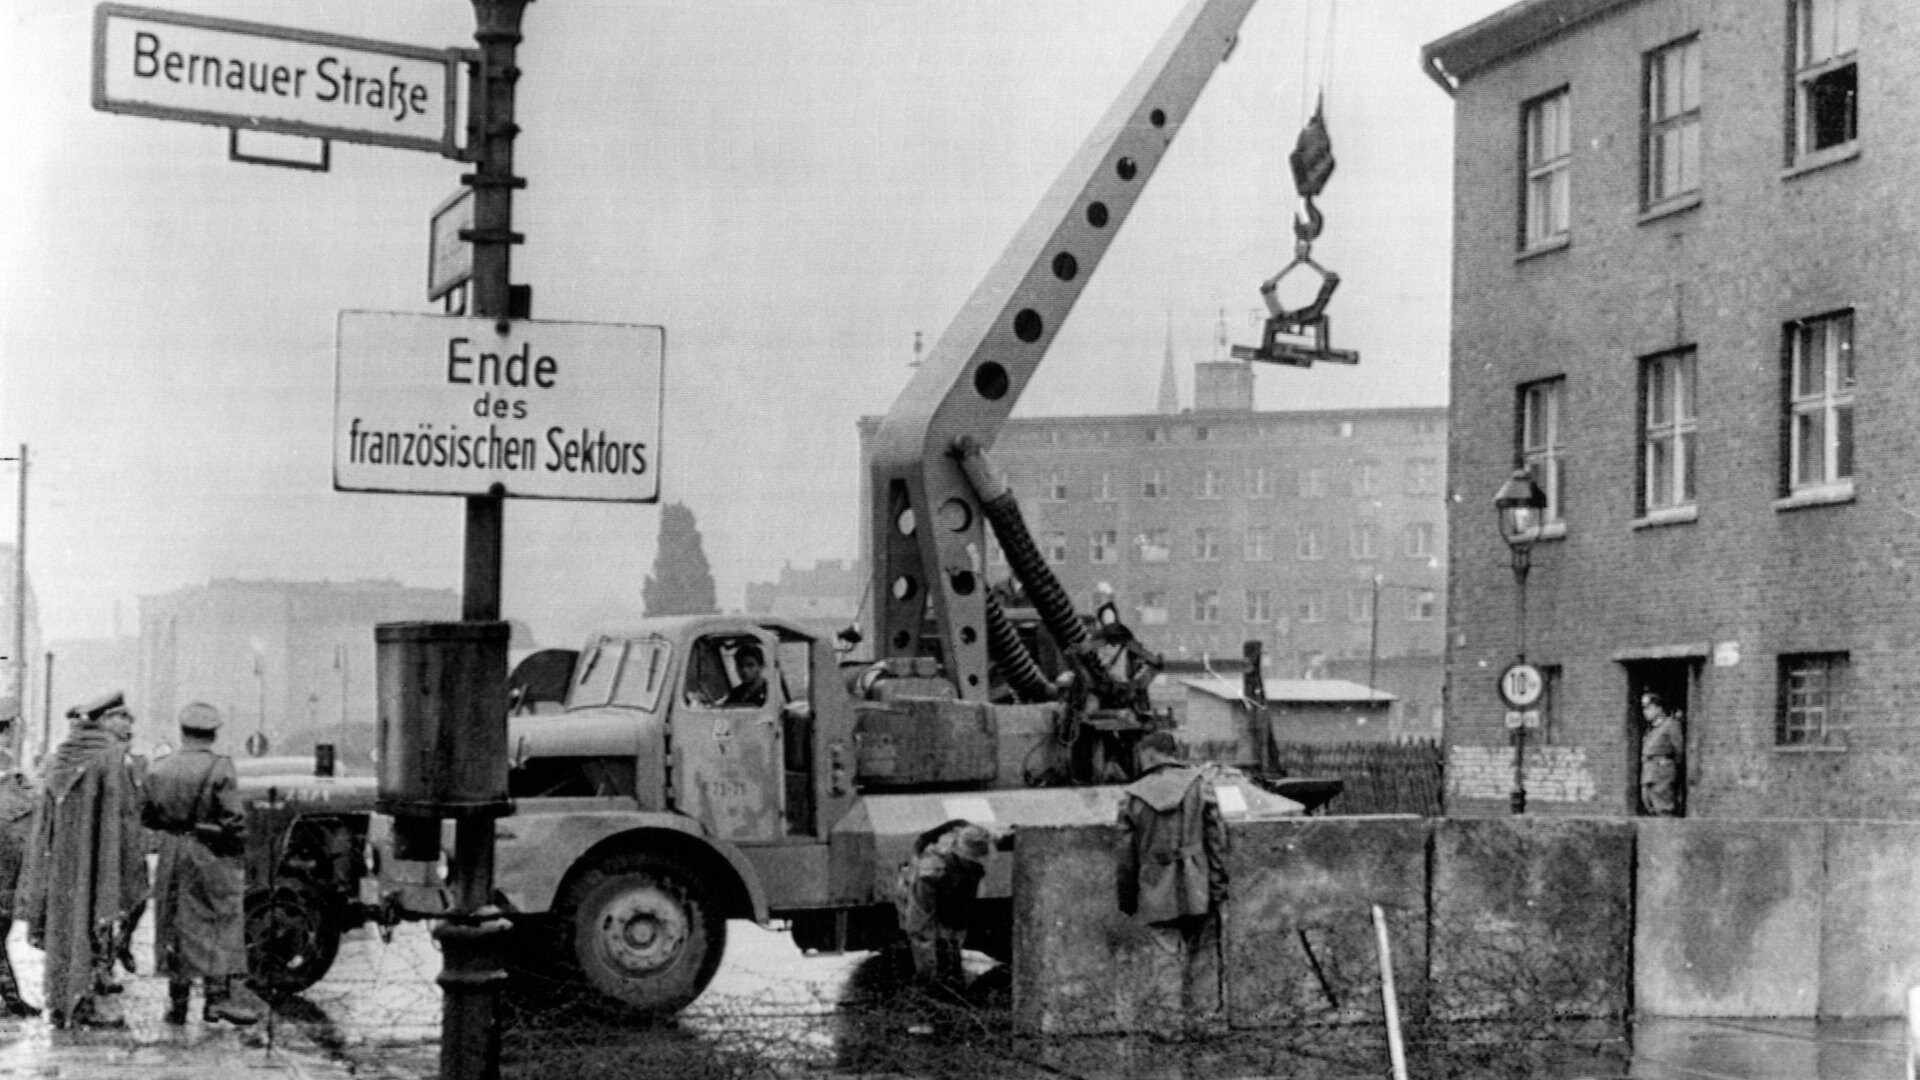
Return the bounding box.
[1494,469,1547,815]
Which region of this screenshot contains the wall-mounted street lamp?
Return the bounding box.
[1494,468,1547,815]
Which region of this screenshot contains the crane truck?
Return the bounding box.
[243,0,1318,1015]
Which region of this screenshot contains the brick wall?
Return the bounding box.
[1440,0,1920,818]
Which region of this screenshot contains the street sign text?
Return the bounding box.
[94,4,460,155]
[335,313,664,502]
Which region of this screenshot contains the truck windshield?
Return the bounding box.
[571,637,623,707]
[568,636,670,711]
[610,638,670,711]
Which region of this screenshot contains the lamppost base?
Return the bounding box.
[1509,790,1527,815]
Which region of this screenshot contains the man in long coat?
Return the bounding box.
[0,771,42,1018]
[1117,730,1229,1031]
[142,702,260,1025]
[18,691,144,1029]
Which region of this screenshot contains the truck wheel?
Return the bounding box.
[560,852,726,1016]
[244,881,341,998]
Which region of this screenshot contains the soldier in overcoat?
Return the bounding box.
[141,702,261,1026]
[1117,730,1229,1030]
[18,691,144,1029]
[0,770,42,1017]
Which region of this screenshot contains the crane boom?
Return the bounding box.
[867,0,1261,699]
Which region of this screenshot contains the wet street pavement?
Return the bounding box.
[0,918,1904,1079]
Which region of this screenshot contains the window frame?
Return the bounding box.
[1194,527,1222,562]
[1639,348,1699,516]
[1192,589,1222,625]
[1784,309,1855,495]
[1519,376,1567,531]
[1090,529,1119,565]
[1644,35,1702,208]
[1777,651,1849,748]
[1245,525,1273,562]
[1244,588,1274,624]
[1296,525,1323,561]
[1522,86,1572,250]
[1790,0,1858,163]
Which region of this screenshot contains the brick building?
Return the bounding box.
[138,579,458,767]
[1426,0,1906,816]
[863,357,1449,732]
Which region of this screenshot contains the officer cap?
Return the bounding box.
[77,691,126,723]
[178,701,223,734]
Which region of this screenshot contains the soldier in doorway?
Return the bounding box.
[142,702,262,1026]
[1639,692,1686,817]
[1117,730,1229,1032]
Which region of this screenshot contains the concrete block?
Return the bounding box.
[1223,816,1431,1028]
[1010,824,1184,1036]
[1430,817,1633,1021]
[1819,821,1920,1017]
[1635,819,1821,1018]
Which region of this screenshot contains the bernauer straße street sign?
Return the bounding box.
[93,3,461,156]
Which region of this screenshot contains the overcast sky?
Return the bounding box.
[1,0,1510,644]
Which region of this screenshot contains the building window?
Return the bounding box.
[1044,532,1068,564]
[1139,591,1168,626]
[1641,349,1697,513]
[1405,458,1441,496]
[1194,528,1221,562]
[1138,530,1171,563]
[1090,530,1118,564]
[1296,593,1325,624]
[1407,590,1439,621]
[1786,310,1854,492]
[1246,526,1273,562]
[1403,523,1435,559]
[1199,467,1225,499]
[1047,472,1069,501]
[1349,589,1373,623]
[1248,467,1275,498]
[1296,526,1323,561]
[1299,468,1326,497]
[1645,36,1701,206]
[1779,652,1848,747]
[1195,425,1211,442]
[1146,427,1165,444]
[1193,590,1221,624]
[1245,588,1274,623]
[1792,0,1858,160]
[1523,87,1571,248]
[1349,523,1376,559]
[1357,462,1379,497]
[1336,420,1355,438]
[1520,377,1566,528]
[1142,469,1167,499]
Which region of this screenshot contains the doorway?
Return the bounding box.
[1624,660,1695,817]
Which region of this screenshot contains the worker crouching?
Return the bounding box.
[894,820,998,990]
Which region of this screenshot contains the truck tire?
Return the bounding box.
[559,852,726,1016]
[244,881,341,998]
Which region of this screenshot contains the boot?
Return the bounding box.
[164,981,190,1026]
[0,954,39,1019]
[70,995,127,1030]
[117,903,143,974]
[202,977,262,1026]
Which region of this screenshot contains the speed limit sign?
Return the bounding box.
[1498,662,1545,709]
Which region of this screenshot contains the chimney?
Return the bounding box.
[1193,361,1255,412]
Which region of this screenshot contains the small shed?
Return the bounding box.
[1179,677,1396,766]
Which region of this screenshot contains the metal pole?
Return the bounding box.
[40,651,51,769]
[1367,576,1381,704]
[11,446,24,770]
[1510,550,1530,816]
[439,5,529,1079]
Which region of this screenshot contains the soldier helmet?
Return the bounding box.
[178,701,223,734]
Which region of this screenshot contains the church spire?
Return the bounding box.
[1156,314,1180,415]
